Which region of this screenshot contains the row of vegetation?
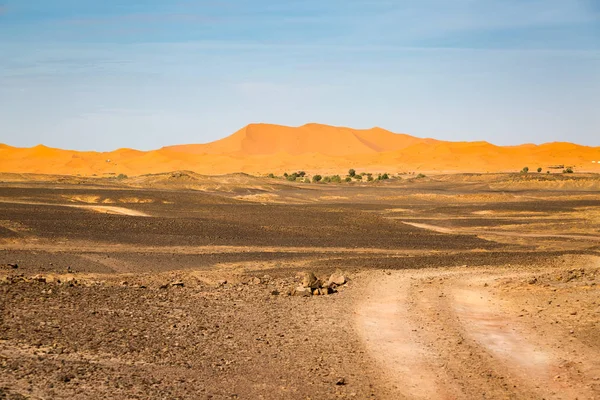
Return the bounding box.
[521,167,574,174]
[268,169,427,183]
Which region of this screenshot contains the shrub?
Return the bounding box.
[345,177,352,182]
[354,174,362,180]
[267,173,275,178]
[283,172,288,178]
[416,173,426,179]
[116,173,128,180]
[331,175,342,183]
[563,168,573,174]
[287,173,298,181]
[537,167,542,173]
[381,173,389,180]
[547,171,550,174]
[348,169,356,177]
[521,167,529,174]
[297,171,306,177]
[322,176,332,183]
[367,175,374,182]
[312,175,322,182]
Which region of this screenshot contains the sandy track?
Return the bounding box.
[0,199,149,217]
[355,267,600,399]
[403,221,600,242]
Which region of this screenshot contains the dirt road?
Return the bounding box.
[355,264,600,399]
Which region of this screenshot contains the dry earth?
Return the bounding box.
[1,172,599,399]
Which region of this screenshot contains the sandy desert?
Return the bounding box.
[2,123,600,176]
[1,163,599,399]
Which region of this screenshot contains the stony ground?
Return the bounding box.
[1,173,599,399]
[1,270,384,399]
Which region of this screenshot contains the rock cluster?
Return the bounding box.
[291,270,347,297]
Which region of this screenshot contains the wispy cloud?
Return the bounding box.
[66,12,219,26]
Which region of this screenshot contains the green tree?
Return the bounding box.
[312,175,322,182]
[345,177,352,182]
[537,167,542,173]
[521,167,529,174]
[348,169,356,177]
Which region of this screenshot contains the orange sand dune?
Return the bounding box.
[1,123,599,176]
[164,123,432,156]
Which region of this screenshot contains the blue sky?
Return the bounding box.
[0,0,599,150]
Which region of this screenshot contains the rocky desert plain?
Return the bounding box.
[1,123,600,399]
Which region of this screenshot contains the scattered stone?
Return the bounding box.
[528,277,538,285]
[217,279,228,286]
[301,272,319,289]
[159,284,169,289]
[7,263,18,269]
[270,290,280,296]
[251,277,261,285]
[292,287,312,297]
[336,377,346,386]
[65,277,77,286]
[32,275,46,283]
[171,281,185,287]
[328,270,347,286]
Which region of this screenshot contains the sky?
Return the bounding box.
[0,0,599,151]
